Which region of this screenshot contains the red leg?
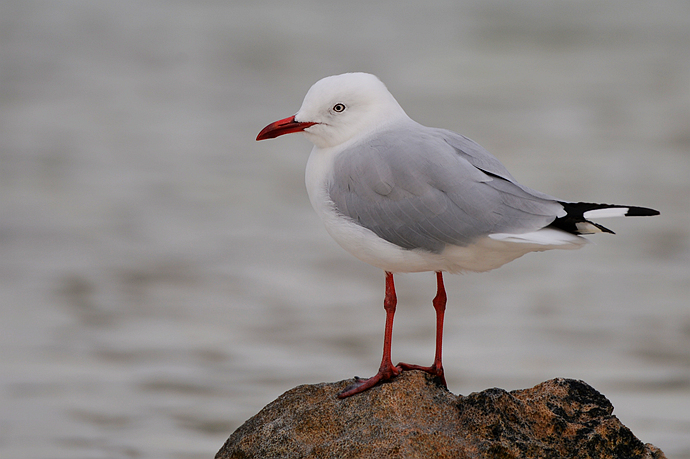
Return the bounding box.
[397,271,447,387]
[338,271,401,398]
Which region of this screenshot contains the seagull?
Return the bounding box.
[256,72,659,398]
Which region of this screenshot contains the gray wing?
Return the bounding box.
[328,125,565,253]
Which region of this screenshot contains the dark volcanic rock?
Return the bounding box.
[216,371,666,459]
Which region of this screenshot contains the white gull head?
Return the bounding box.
[293,73,409,149]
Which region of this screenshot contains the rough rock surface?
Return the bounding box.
[216,371,666,459]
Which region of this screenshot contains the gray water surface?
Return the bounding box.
[1,2,689,458]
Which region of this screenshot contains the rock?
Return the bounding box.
[216,371,666,459]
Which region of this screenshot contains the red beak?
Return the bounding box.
[256,116,317,141]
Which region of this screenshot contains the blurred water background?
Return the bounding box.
[1,1,689,458]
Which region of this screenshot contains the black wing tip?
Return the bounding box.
[593,222,615,234]
[625,206,660,217]
[558,202,660,217]
[550,202,659,236]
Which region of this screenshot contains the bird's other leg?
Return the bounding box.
[338,271,401,398]
[397,271,447,387]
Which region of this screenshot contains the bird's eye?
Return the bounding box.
[332,103,346,113]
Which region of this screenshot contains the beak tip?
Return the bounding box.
[256,115,316,142]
